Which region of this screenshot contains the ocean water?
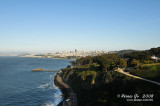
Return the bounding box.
[0,56,71,106]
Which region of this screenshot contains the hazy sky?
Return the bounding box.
[0,0,160,53]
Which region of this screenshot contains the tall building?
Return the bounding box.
[75,49,77,53]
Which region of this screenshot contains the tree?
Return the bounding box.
[90,63,100,70]
[76,56,93,66]
[70,61,76,67]
[119,59,127,68]
[130,59,140,67]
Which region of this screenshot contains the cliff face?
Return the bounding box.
[54,74,78,106]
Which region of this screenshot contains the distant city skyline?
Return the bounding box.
[0,0,160,53]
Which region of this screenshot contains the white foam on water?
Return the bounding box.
[38,83,50,89]
[41,101,55,106]
[41,74,62,106]
[49,75,53,78]
[41,84,62,106]
[53,92,62,106]
[52,76,63,105]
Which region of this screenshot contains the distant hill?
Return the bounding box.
[147,47,160,57]
[0,52,30,56]
[117,49,138,56]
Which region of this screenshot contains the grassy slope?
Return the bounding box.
[130,64,160,82]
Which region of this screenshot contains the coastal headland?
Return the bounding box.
[54,72,77,106]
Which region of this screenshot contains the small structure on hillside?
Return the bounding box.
[151,55,158,60]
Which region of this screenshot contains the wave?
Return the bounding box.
[49,75,53,78]
[37,83,50,89]
[41,101,54,106]
[52,76,62,105]
[53,89,62,104]
[38,74,62,106]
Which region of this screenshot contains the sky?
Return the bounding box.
[0,0,160,53]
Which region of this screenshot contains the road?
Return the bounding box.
[115,68,160,86]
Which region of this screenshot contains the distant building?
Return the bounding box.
[151,55,158,60]
[75,49,77,53]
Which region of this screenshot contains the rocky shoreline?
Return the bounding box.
[54,72,77,106]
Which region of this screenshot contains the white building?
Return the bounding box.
[151,55,158,60]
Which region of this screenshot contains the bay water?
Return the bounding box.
[0,56,71,106]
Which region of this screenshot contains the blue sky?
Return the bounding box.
[0,0,160,53]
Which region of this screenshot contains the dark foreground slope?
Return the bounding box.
[61,68,160,106]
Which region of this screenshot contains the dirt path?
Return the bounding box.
[115,68,160,86]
